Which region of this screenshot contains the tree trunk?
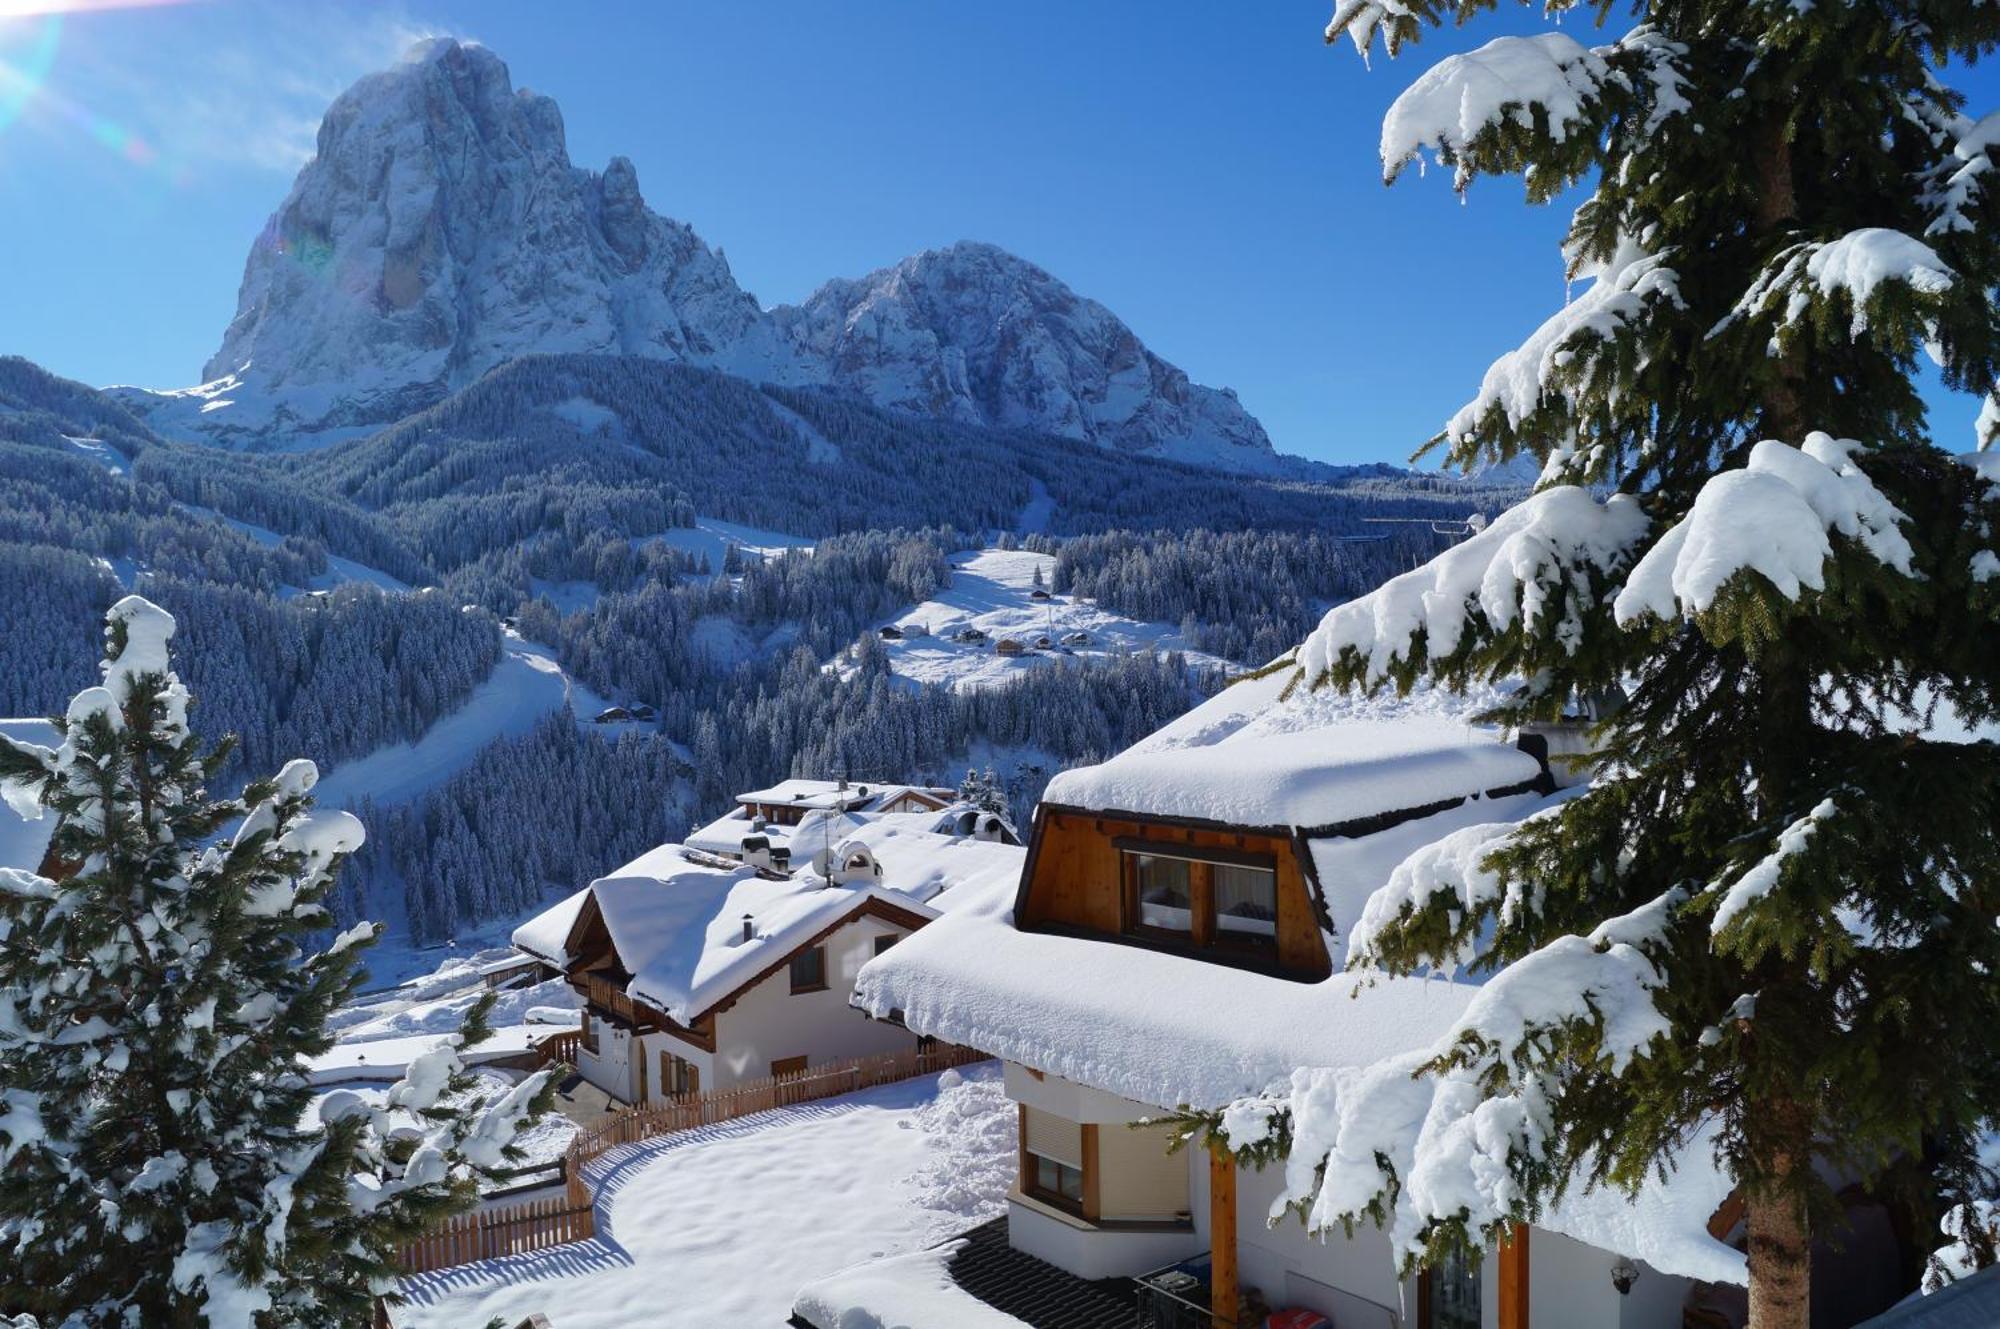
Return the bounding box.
[1747,1185,1812,1329]
[1751,110,1808,442]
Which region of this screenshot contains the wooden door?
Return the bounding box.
[772,1055,809,1104]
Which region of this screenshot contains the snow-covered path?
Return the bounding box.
[314,631,626,810]
[393,1065,1014,1329]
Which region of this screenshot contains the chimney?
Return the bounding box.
[741,914,754,943]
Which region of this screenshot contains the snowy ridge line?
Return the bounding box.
[132,39,1285,474]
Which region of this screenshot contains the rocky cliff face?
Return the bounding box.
[774,242,1279,472]
[128,38,1285,473]
[133,39,782,445]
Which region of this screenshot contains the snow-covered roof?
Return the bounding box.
[1042,667,1543,831]
[830,814,1025,911]
[511,887,590,968]
[576,844,934,1025]
[734,778,947,811]
[855,800,1519,1112]
[688,792,1008,868]
[689,783,953,858]
[685,805,786,858]
[853,664,1751,1286]
[0,720,60,874]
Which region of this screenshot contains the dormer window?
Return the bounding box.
[1130,854,1194,937]
[1119,841,1278,956]
[1213,862,1278,943]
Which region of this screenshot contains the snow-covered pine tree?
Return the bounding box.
[1196,6,2000,1328]
[0,596,552,1328]
[955,766,1009,817]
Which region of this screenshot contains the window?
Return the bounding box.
[581,1009,598,1056]
[1421,1244,1481,1329]
[1035,1155,1086,1209]
[1022,1106,1089,1217]
[1131,854,1194,936]
[1213,863,1279,945]
[661,1050,699,1099]
[873,933,900,957]
[789,945,827,993]
[1121,844,1280,954]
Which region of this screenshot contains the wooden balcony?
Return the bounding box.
[579,971,652,1028]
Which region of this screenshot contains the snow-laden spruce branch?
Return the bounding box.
[1441,238,1684,461]
[1203,858,1696,1274]
[1380,26,1689,189]
[1294,432,1919,697]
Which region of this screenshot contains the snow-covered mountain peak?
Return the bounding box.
[156,37,774,446]
[779,241,1284,473]
[123,40,1290,474]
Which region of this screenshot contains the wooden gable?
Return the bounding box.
[1013,807,1332,980]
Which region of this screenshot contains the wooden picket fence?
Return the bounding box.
[562,1041,987,1163]
[397,1193,595,1274]
[394,1040,985,1278]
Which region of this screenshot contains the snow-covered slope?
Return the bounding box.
[311,629,628,811]
[116,38,1286,474]
[867,547,1231,691]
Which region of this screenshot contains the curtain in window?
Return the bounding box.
[1213,863,1278,941]
[1133,854,1193,934]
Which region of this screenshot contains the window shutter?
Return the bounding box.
[1024,1105,1084,1169]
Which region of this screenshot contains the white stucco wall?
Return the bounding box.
[575,1015,637,1101]
[997,1063,1698,1329]
[1007,1196,1202,1279]
[628,1028,717,1104]
[1194,1148,1417,1328]
[706,913,918,1090]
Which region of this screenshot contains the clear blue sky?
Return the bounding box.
[0,1,1992,465]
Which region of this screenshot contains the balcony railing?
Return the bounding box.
[581,971,649,1027]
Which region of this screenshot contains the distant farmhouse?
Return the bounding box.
[515,778,1023,1106]
[687,778,967,864]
